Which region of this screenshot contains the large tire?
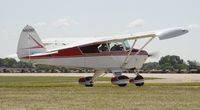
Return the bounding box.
[118,84,127,87]
[111,75,129,87]
[78,76,93,87]
[85,84,93,87]
[135,82,144,86]
[134,75,144,87]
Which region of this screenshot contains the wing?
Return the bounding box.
[41,27,188,52]
[98,27,188,43]
[71,27,188,47]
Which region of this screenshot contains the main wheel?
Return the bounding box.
[111,75,129,87]
[78,76,93,87]
[85,83,93,87]
[129,75,144,87]
[118,84,127,87]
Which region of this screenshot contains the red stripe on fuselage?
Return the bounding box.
[56,47,82,57]
[23,47,148,59]
[83,51,148,57]
[24,47,82,59]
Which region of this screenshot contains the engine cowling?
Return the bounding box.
[78,76,93,87]
[111,75,129,87]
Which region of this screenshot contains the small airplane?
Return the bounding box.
[17,25,188,87]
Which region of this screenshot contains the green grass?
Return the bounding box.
[0,76,160,87]
[0,76,199,110]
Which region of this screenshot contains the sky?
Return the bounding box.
[0,0,199,62]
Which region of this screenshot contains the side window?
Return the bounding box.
[109,41,124,51]
[80,44,100,53]
[123,40,130,51]
[98,43,109,52]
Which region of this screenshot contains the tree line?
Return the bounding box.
[0,58,33,68]
[142,55,200,73]
[0,58,93,73]
[0,55,200,73]
[0,58,69,73]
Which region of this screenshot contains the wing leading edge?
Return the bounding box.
[52,27,188,50]
[100,27,188,42]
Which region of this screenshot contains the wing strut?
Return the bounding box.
[122,39,137,66]
[121,36,155,68]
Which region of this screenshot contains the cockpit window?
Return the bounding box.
[80,44,100,53]
[98,43,109,52]
[109,41,124,51]
[123,40,130,51]
[81,40,131,53]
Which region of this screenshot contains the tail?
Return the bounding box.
[17,25,46,59]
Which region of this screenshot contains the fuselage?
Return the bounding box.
[21,43,148,70]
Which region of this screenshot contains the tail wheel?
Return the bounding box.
[111,75,129,87]
[78,76,93,87]
[130,75,144,87]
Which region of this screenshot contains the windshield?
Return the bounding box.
[123,40,130,50]
[109,41,124,51]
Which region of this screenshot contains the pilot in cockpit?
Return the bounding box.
[99,43,109,52]
[111,44,123,51]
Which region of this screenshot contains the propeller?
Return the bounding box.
[148,51,159,58]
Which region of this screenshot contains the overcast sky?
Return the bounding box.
[0,0,199,62]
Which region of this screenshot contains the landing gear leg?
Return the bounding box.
[78,70,104,87]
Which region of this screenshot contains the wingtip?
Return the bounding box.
[157,27,189,40]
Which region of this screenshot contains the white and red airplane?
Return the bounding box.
[17,25,188,87]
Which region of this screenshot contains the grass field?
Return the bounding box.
[0,76,199,110]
